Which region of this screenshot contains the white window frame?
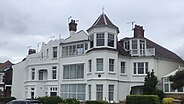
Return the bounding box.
[96,84,103,100]
[96,58,103,71]
[109,59,114,72]
[133,62,148,75]
[120,61,126,74]
[52,66,57,79]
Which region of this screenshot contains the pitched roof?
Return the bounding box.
[87,13,119,33]
[0,60,13,71]
[118,37,184,62]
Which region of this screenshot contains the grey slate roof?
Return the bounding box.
[119,37,184,63]
[87,13,119,33]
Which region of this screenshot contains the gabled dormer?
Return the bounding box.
[87,13,119,50]
[122,25,155,56]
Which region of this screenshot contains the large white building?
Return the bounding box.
[12,13,184,102]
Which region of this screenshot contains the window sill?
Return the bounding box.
[62,79,85,81]
[120,73,127,76]
[132,74,146,77]
[87,73,92,75]
[95,71,104,74]
[108,72,116,75]
[52,58,58,60]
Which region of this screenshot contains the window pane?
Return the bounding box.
[132,40,137,49]
[108,34,114,47]
[97,58,103,71]
[138,63,144,74]
[109,59,114,72]
[96,84,103,100]
[90,35,94,48]
[53,47,57,58]
[165,84,169,92]
[88,60,92,72]
[109,85,114,101]
[133,63,136,74]
[96,33,104,46]
[88,85,91,100]
[121,62,125,73]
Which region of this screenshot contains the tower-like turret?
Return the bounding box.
[87,13,119,49]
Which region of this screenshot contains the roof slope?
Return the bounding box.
[87,13,119,33]
[0,60,13,71]
[118,37,183,62]
[146,38,183,62]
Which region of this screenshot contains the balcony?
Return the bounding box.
[130,48,155,56]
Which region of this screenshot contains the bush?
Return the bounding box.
[0,97,16,103]
[162,98,174,104]
[152,89,165,101]
[63,98,80,104]
[86,100,108,104]
[126,95,160,104]
[37,96,62,104]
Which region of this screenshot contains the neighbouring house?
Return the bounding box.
[163,66,184,93]
[0,60,13,97]
[12,13,184,102]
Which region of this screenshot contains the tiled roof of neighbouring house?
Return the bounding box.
[87,13,119,33]
[0,60,13,71]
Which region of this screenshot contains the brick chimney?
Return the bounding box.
[28,49,36,55]
[134,25,144,38]
[69,19,77,33]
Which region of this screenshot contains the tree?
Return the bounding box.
[169,69,184,90]
[143,70,158,94]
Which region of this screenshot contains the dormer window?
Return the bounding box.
[132,40,138,54]
[108,33,114,47]
[124,41,130,50]
[96,33,104,46]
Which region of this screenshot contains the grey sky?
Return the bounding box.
[0,0,184,63]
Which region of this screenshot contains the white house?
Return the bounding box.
[12,13,184,102]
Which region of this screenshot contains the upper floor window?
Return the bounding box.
[0,74,3,83]
[121,62,126,73]
[52,66,57,79]
[63,64,84,79]
[88,60,92,72]
[96,33,104,46]
[109,59,114,72]
[62,44,85,57]
[124,41,130,50]
[96,58,103,71]
[108,34,114,47]
[31,68,35,80]
[90,34,94,48]
[46,49,49,57]
[53,47,57,58]
[88,85,91,100]
[39,71,44,80]
[133,62,148,74]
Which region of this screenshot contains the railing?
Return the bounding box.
[130,48,155,56]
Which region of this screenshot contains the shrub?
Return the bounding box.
[0,97,16,103]
[86,100,108,104]
[162,98,174,104]
[126,95,160,104]
[152,89,165,101]
[63,98,80,104]
[37,96,62,104]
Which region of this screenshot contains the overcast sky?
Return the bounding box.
[1,0,184,63]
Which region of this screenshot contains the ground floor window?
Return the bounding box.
[96,84,103,100]
[108,85,114,101]
[61,84,85,100]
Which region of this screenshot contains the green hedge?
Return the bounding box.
[0,97,16,103]
[126,95,160,104]
[63,98,80,104]
[86,100,108,104]
[37,96,62,104]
